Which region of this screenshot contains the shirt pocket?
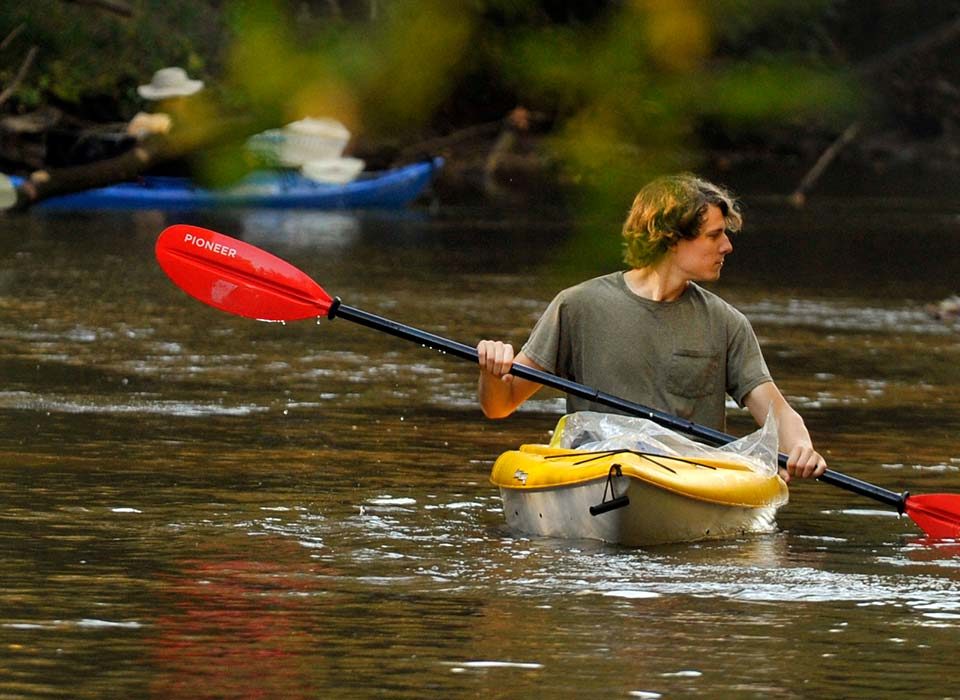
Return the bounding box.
[666,349,721,399]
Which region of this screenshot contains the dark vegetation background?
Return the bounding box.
[2,0,959,205]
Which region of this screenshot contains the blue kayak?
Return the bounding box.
[12,158,442,210]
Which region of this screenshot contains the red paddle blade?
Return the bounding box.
[905,494,960,539]
[155,225,333,321]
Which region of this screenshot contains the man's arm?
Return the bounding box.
[743,381,827,482]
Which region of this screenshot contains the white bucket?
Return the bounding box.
[278,118,351,166]
[301,157,366,184]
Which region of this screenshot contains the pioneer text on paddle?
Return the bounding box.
[183,232,238,258]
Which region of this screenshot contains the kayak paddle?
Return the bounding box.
[155,224,960,539]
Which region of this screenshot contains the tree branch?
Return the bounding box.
[1,23,26,51]
[58,0,135,18]
[856,15,960,77]
[788,122,861,208]
[0,45,38,108]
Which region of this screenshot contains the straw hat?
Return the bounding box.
[137,67,204,100]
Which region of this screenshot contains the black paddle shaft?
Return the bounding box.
[328,299,908,513]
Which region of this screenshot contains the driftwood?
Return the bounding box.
[787,122,861,208]
[395,119,505,161]
[392,107,547,199]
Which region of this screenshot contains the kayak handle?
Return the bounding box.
[590,464,631,516]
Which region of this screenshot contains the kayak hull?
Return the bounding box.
[14,158,442,211]
[491,445,788,547]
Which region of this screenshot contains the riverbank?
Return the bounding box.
[4,109,960,209]
[413,125,960,206]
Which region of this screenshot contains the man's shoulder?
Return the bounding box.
[687,284,750,323]
[558,271,623,301]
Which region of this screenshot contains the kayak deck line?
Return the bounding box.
[492,445,786,508]
[544,448,723,471]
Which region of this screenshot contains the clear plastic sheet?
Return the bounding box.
[550,410,779,477]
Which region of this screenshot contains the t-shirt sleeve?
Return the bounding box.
[726,309,772,406]
[521,293,565,373]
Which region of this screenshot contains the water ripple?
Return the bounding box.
[0,390,267,417]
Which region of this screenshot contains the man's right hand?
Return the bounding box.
[477,339,516,383]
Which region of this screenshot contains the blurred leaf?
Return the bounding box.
[3,0,863,259]
[640,0,712,74]
[358,1,474,132]
[707,60,858,123]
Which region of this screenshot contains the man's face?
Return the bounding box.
[672,204,733,282]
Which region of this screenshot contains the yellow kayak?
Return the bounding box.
[490,444,789,546]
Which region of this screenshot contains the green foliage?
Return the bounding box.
[0,0,223,115]
[2,0,861,234]
[222,0,477,132]
[707,59,857,122]
[495,1,857,227]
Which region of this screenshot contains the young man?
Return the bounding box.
[477,173,826,483]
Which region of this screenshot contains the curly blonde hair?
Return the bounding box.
[622,174,742,268]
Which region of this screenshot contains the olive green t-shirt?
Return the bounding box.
[521,272,771,431]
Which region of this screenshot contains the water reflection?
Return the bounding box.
[149,538,337,700]
[240,210,362,249]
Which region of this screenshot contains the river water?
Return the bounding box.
[2,198,960,699]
